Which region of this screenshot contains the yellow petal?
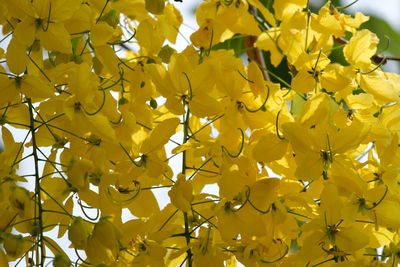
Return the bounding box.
[189,93,223,118]
[218,168,248,200]
[88,114,117,142]
[299,92,331,127]
[3,234,27,260]
[157,4,182,43]
[136,19,164,54]
[291,69,316,94]
[168,175,193,212]
[13,17,36,47]
[94,45,120,77]
[39,23,72,54]
[359,71,400,104]
[374,200,400,229]
[247,61,265,96]
[273,0,307,21]
[330,156,366,195]
[127,190,160,217]
[6,37,28,74]
[0,248,8,267]
[90,22,115,46]
[346,94,374,110]
[320,64,352,93]
[255,31,283,67]
[335,226,369,252]
[295,152,323,180]
[85,235,115,265]
[67,158,94,191]
[343,29,378,68]
[248,178,280,210]
[68,217,90,249]
[252,131,288,163]
[92,217,119,250]
[145,0,164,15]
[223,4,261,36]
[53,255,71,267]
[50,0,81,22]
[0,75,18,106]
[141,118,180,154]
[312,3,343,37]
[21,74,54,99]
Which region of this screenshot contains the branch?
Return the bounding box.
[245,5,270,81]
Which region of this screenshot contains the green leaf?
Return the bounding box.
[263,52,292,88]
[211,34,245,57]
[328,42,348,66]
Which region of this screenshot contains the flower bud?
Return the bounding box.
[145,0,164,15]
[67,158,94,191]
[68,217,90,249]
[85,235,114,265]
[92,217,119,250]
[53,254,71,267]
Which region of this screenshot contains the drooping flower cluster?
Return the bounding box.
[0,0,399,266]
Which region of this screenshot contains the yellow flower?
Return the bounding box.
[168,174,193,212]
[273,0,307,21]
[344,29,379,69]
[282,94,369,180]
[0,73,53,107]
[298,184,369,263]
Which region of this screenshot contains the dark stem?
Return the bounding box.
[182,106,193,267]
[247,5,270,81]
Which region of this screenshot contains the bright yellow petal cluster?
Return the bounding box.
[0,0,399,266]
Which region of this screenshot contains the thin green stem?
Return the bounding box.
[28,55,51,83]
[11,129,31,167]
[36,147,69,183]
[187,157,212,180]
[186,167,219,175]
[190,210,217,234]
[46,123,88,142]
[79,0,110,55]
[158,209,179,232]
[39,188,73,218]
[28,98,45,267]
[188,114,224,140]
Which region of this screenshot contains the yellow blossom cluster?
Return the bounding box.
[0,0,399,266]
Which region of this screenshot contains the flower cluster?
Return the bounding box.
[0,0,399,266]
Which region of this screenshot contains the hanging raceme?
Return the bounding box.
[0,0,400,266]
